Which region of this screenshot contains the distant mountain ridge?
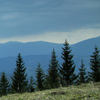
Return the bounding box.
[0,36,100,78]
[0,41,63,58]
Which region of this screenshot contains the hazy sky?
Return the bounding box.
[0,0,100,44]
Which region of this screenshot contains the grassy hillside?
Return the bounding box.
[0,82,100,100]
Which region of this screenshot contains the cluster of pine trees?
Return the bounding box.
[0,40,100,96]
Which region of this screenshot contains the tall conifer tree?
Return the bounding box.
[89,46,100,82]
[11,53,28,93]
[77,59,87,84]
[59,40,77,86]
[28,76,35,92]
[0,72,10,96]
[35,63,45,91]
[48,49,59,88]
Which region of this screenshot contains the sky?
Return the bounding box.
[0,0,100,44]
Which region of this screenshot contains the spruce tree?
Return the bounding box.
[0,72,10,96]
[48,49,60,88]
[89,46,100,82]
[77,59,87,84]
[35,63,45,91]
[11,53,28,93]
[59,40,77,86]
[44,75,49,89]
[28,76,35,92]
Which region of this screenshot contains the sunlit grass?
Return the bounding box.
[0,82,100,100]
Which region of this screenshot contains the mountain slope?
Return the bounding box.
[0,82,100,100]
[71,36,100,56]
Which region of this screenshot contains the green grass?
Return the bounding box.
[0,82,100,100]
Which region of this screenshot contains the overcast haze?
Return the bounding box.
[0,0,100,44]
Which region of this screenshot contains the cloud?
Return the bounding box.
[0,0,99,43]
[0,13,20,20]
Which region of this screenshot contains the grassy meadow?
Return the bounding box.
[0,82,100,100]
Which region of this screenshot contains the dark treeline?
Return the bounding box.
[0,40,100,96]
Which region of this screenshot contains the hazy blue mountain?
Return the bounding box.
[0,55,62,78]
[0,36,100,79]
[71,36,100,74]
[71,36,100,56]
[0,41,63,58]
